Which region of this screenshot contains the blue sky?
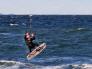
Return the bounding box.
[0,0,92,14]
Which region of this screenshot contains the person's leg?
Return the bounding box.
[28,45,32,52]
[33,42,39,48]
[31,42,38,48]
[29,42,39,52]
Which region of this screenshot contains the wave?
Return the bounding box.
[9,23,19,26]
[0,60,92,69]
[40,64,92,69]
[0,60,23,69]
[65,28,90,33]
[9,23,27,27]
[0,60,42,69]
[0,33,12,35]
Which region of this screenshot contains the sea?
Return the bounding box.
[0,15,92,69]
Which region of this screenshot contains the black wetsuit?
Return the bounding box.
[24,35,38,52]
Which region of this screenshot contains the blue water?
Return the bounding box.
[0,15,92,69]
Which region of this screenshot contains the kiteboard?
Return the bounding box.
[27,43,46,60]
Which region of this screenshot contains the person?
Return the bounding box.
[24,32,39,52]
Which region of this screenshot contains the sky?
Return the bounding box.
[0,0,92,15]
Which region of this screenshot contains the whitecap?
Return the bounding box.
[10,23,18,26]
[0,33,11,35]
[0,60,92,69]
[0,60,47,69]
[77,28,85,31]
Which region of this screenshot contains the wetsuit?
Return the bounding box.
[24,34,39,52]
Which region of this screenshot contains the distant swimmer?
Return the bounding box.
[24,32,39,52]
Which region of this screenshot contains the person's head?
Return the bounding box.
[25,32,30,40]
[25,32,30,36]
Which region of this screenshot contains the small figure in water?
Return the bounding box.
[24,32,39,52]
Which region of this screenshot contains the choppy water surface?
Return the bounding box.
[0,15,92,69]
